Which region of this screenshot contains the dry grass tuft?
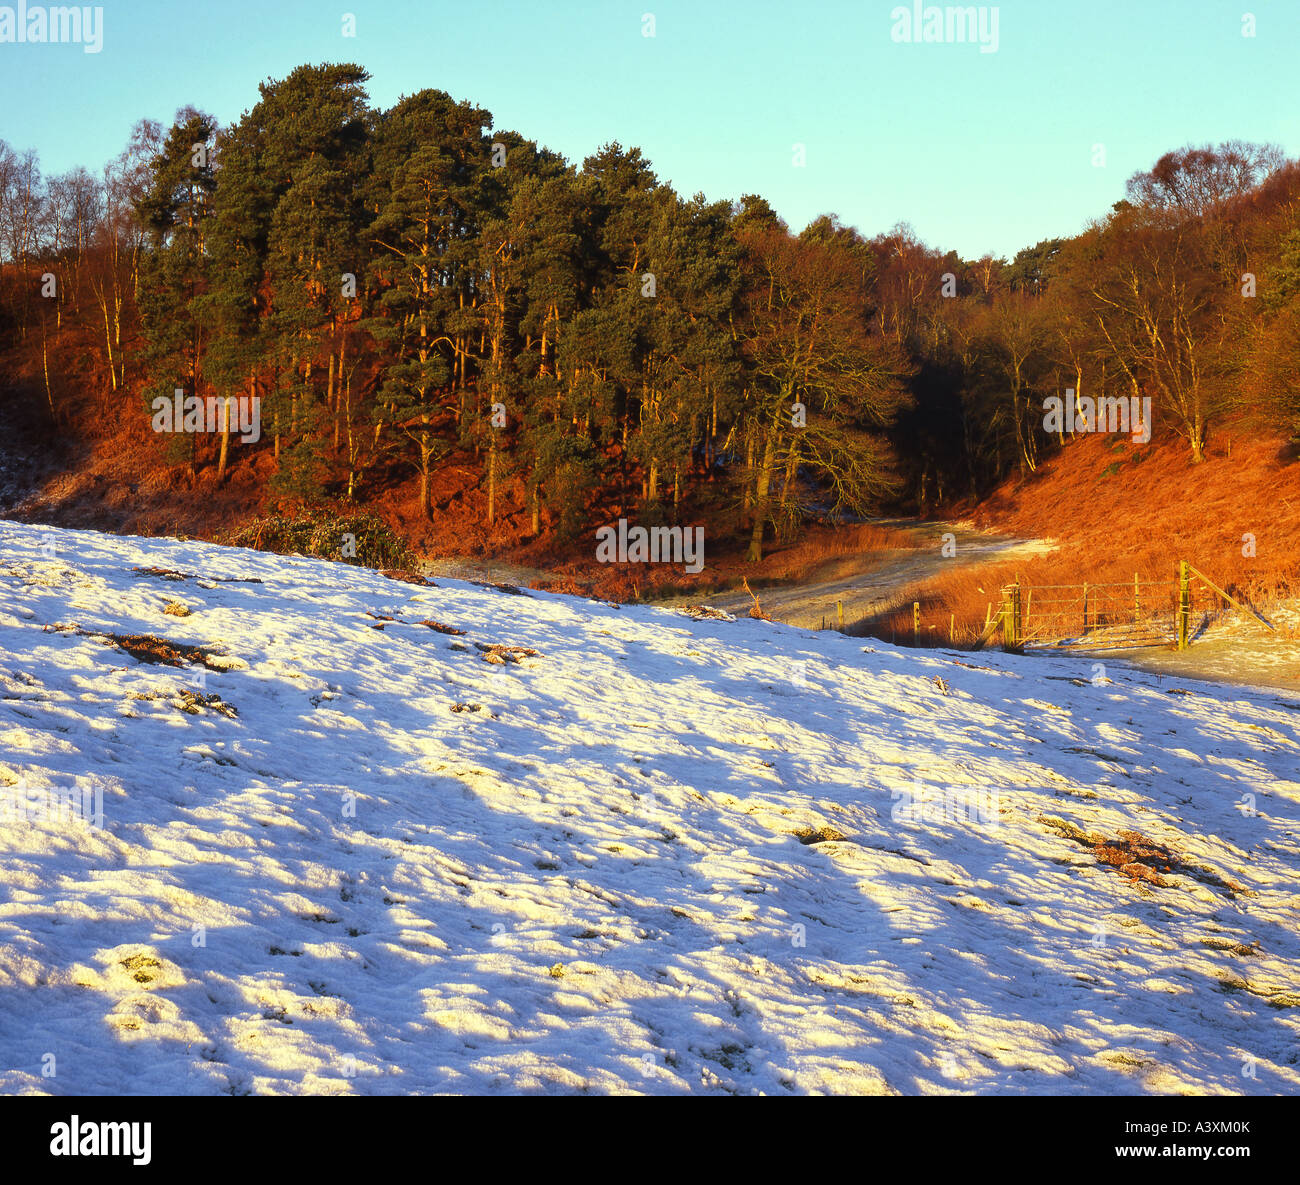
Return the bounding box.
[792,824,848,845]
[742,578,771,620]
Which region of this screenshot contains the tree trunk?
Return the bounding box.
[216,397,231,484]
[780,445,798,511]
[747,435,777,563]
[41,329,54,418]
[328,344,338,453]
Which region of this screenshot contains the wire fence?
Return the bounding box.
[980,562,1272,653]
[1018,576,1182,651]
[815,562,1273,653]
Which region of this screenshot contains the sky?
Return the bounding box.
[1,0,1297,260]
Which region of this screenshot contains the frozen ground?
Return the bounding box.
[0,521,1297,1095]
[1099,603,1300,696]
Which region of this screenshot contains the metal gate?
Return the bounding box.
[975,563,1273,653]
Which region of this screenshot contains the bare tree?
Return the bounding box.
[1127,141,1283,223]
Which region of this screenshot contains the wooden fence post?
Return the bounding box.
[836,600,844,632]
[913,602,920,645]
[1134,573,1140,623]
[1177,561,1191,650]
[1001,583,1023,652]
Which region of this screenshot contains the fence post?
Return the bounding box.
[1134,573,1140,623]
[1001,583,1023,652]
[913,602,920,645]
[1177,561,1191,650]
[836,600,844,633]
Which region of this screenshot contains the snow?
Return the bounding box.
[1098,601,1300,695]
[0,521,1297,1096]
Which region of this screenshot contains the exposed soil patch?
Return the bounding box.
[133,566,190,582]
[792,824,848,845]
[56,627,234,671]
[132,687,238,717]
[132,566,264,585]
[474,643,538,665]
[471,580,530,597]
[1041,816,1177,885]
[679,605,736,622]
[381,569,438,588]
[1040,814,1251,896]
[1093,832,1178,887]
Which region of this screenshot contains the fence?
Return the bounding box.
[973,562,1273,653]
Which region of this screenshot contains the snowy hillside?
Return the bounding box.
[1,521,1298,1096]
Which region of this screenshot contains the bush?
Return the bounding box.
[225,509,416,570]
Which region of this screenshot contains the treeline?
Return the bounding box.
[2,63,1299,560]
[905,139,1300,496]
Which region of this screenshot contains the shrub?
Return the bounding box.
[225,509,416,570]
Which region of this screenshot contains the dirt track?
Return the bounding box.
[685,520,1055,631]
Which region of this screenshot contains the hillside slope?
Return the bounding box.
[0,523,1298,1095]
[974,431,1300,596]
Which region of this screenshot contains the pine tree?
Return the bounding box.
[136,109,218,471]
[367,89,492,517]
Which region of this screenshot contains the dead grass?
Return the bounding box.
[86,630,227,669]
[1040,815,1251,896]
[534,520,917,604]
[416,620,466,636]
[1041,816,1178,887]
[867,429,1300,647]
[741,578,770,620]
[755,522,920,587]
[381,569,438,588]
[792,824,848,845]
[473,643,537,664]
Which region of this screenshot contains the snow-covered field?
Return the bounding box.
[1,522,1298,1096]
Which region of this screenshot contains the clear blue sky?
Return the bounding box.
[2,0,1297,259]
